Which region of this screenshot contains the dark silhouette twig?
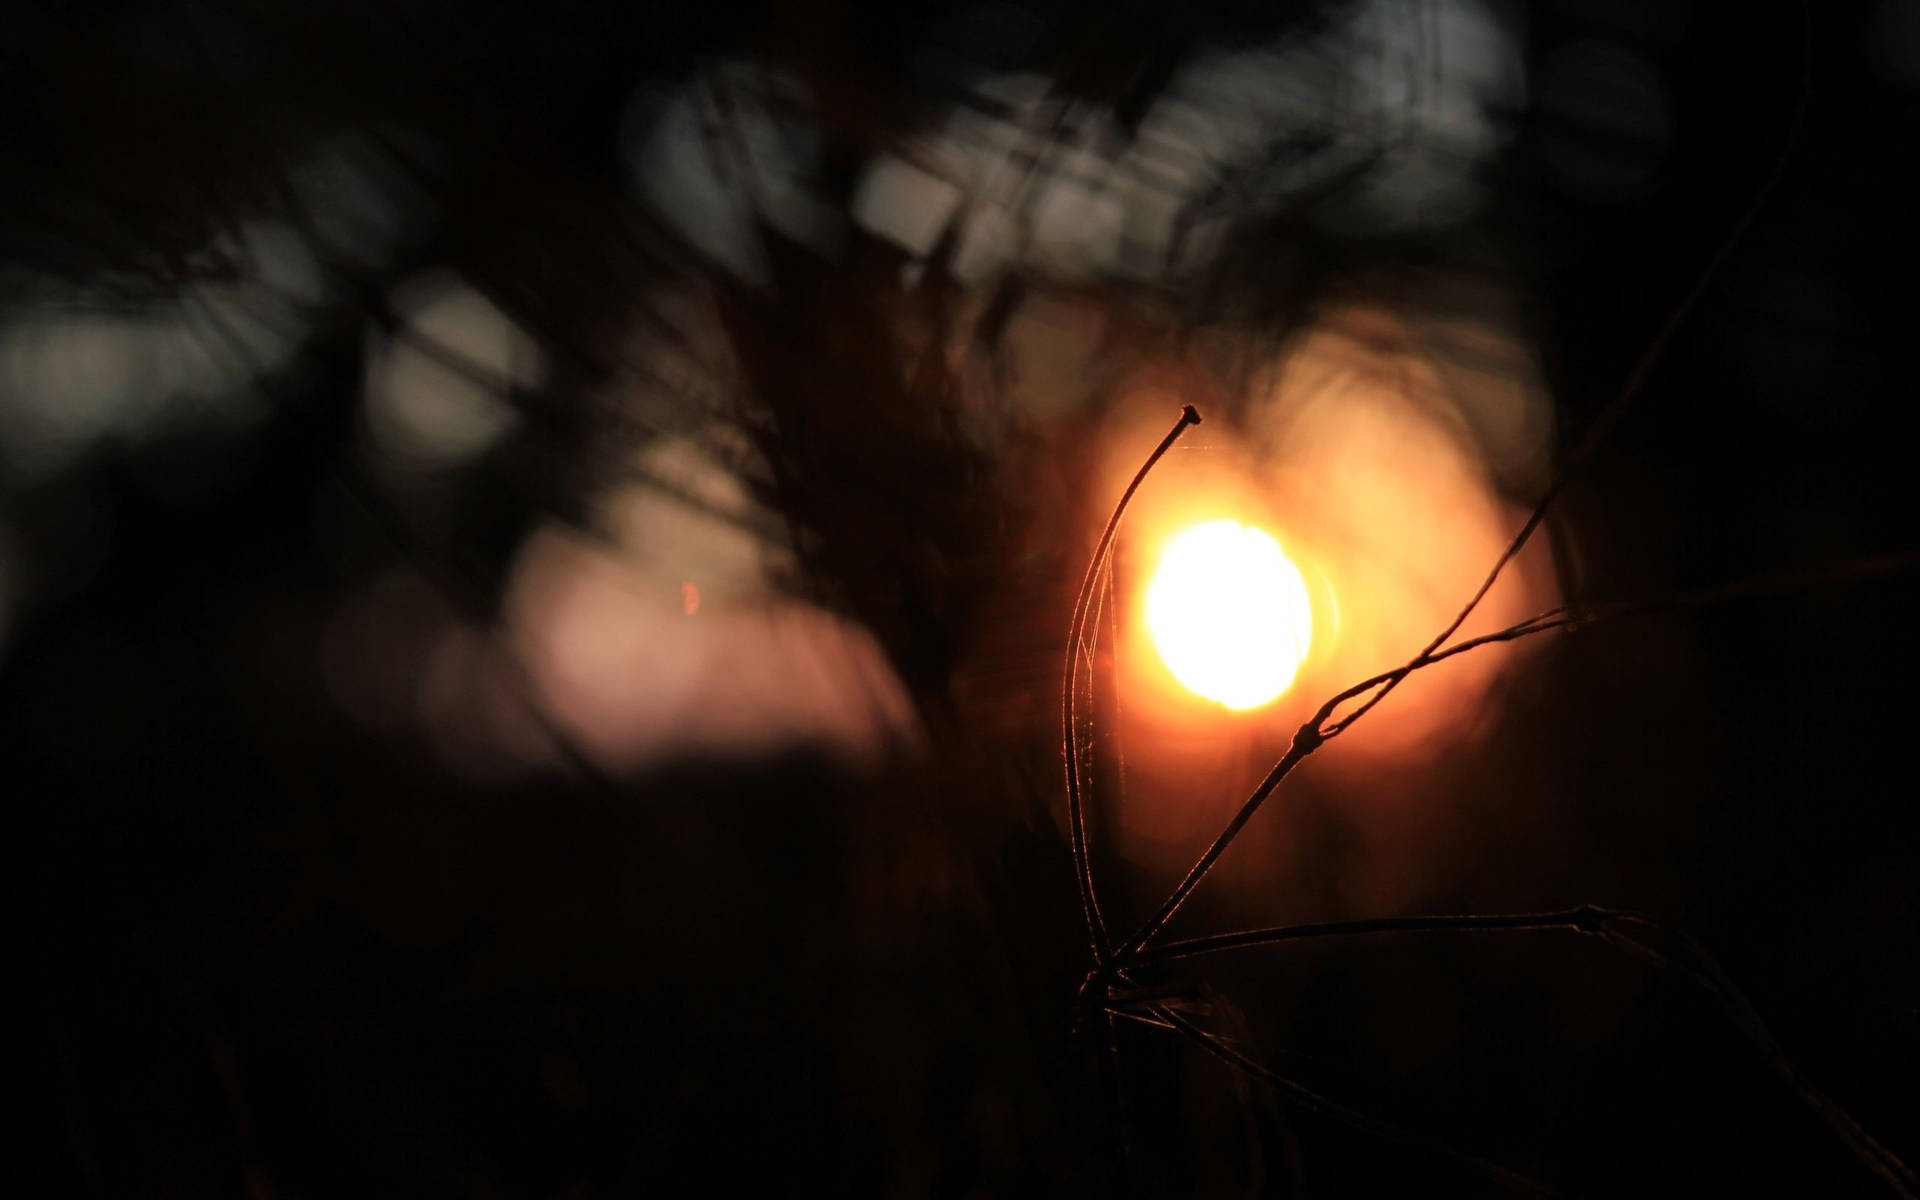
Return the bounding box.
[1117,549,1920,960]
[1064,404,1202,965]
[1321,3,1813,740]
[1318,552,1920,723]
[1133,906,1618,967]
[1116,718,1324,959]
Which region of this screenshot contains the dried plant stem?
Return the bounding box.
[1132,907,1615,967]
[1118,549,1918,958]
[1117,721,1322,959]
[1064,405,1203,964]
[1324,4,1812,742]
[1319,552,1920,722]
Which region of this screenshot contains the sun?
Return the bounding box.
[1145,520,1313,710]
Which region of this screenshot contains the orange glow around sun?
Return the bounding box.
[1145,520,1313,710]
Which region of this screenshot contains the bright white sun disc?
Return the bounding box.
[1146,520,1313,710]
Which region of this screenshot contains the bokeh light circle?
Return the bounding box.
[1146,520,1313,710]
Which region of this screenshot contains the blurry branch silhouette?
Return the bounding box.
[237,253,779,545]
[176,271,632,803]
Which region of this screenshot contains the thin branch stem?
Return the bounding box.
[1326,14,1811,738]
[1118,547,1919,959]
[1132,907,1612,966]
[1319,552,1920,722]
[1065,405,1203,965]
[1117,721,1323,958]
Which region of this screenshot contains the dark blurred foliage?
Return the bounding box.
[6,0,1918,1196]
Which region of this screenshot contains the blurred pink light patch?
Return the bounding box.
[422,530,920,778]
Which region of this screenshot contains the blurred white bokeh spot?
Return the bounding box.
[622,66,839,287]
[0,220,318,481]
[841,0,1523,290]
[363,271,544,470]
[853,156,966,261]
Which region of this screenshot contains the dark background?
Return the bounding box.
[8,1,1916,1195]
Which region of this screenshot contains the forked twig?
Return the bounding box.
[1116,549,1920,960]
[1120,1,1816,955]
[1317,551,1920,723]
[1322,4,1813,742]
